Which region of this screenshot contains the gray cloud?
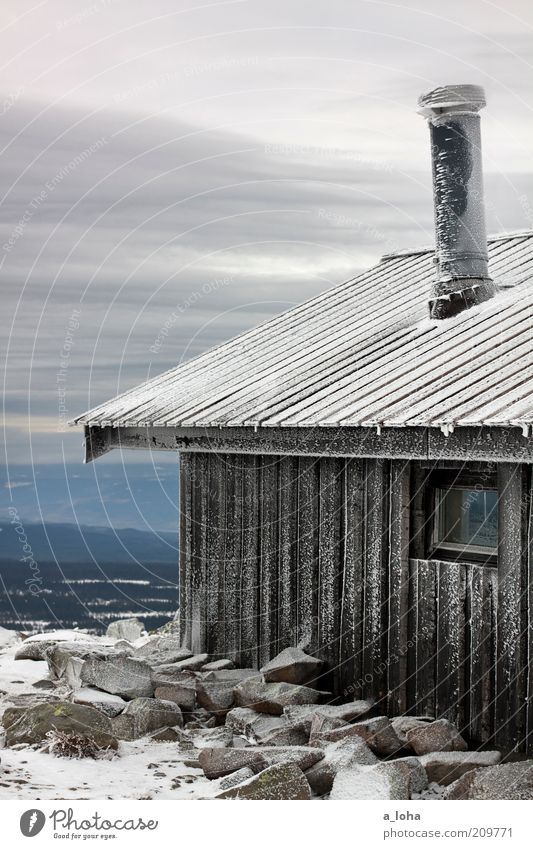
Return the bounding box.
[1,1,532,469]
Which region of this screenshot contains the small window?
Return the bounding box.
[430,474,498,564]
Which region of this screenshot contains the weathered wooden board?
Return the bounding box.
[412,559,437,718]
[223,455,242,663]
[362,459,389,703]
[339,458,365,700]
[317,457,343,691]
[296,456,320,651]
[205,453,226,658]
[240,455,260,667]
[467,564,497,744]
[190,453,208,653]
[179,453,193,649]
[278,456,299,650]
[387,460,411,715]
[436,560,465,727]
[496,463,526,750]
[258,457,279,666]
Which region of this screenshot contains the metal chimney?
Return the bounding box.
[418,84,497,319]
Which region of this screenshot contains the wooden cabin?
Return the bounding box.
[73,85,533,754]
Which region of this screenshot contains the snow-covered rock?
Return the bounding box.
[170,653,210,672]
[260,647,323,686]
[80,656,154,700]
[198,746,269,779]
[391,716,434,746]
[444,761,533,799]
[72,688,127,718]
[133,636,192,665]
[154,682,197,711]
[106,619,145,642]
[0,627,19,650]
[406,719,467,755]
[312,715,402,756]
[215,762,311,800]
[418,750,501,785]
[46,642,119,681]
[225,707,287,743]
[234,677,327,715]
[195,679,235,715]
[283,700,373,733]
[15,631,108,661]
[305,736,378,795]
[202,659,235,671]
[330,762,410,800]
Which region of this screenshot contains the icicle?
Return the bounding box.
[376,423,382,436]
[521,423,530,438]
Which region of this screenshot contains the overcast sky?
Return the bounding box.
[2,0,533,476]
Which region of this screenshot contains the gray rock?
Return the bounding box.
[309,713,347,738]
[312,716,402,756]
[150,726,194,744]
[234,677,328,715]
[419,751,502,785]
[260,647,323,686]
[32,679,56,690]
[217,766,254,790]
[170,653,210,671]
[110,713,136,741]
[154,683,197,711]
[80,656,154,699]
[202,659,235,671]
[256,745,324,772]
[330,762,410,800]
[216,762,311,800]
[64,657,84,691]
[283,700,373,733]
[198,747,269,779]
[391,716,434,746]
[46,643,118,681]
[14,633,101,661]
[195,680,235,715]
[305,737,378,795]
[72,688,127,718]
[192,727,234,749]
[3,701,118,749]
[150,666,195,690]
[406,719,467,755]
[120,697,183,737]
[106,618,144,642]
[134,637,192,665]
[259,725,309,747]
[444,761,533,800]
[203,668,257,683]
[386,757,429,796]
[225,707,287,743]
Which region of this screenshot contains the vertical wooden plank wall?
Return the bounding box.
[179,452,533,753]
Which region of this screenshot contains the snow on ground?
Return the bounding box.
[0,628,212,801]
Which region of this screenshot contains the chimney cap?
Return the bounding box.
[418,84,486,117]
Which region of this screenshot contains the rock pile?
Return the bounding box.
[3,622,531,800]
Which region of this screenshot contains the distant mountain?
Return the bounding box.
[1,462,179,531]
[0,522,179,633]
[0,521,177,564]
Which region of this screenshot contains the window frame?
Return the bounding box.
[427,469,498,566]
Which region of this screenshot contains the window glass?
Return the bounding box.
[436,487,498,552]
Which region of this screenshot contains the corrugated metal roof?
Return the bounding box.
[72,231,533,432]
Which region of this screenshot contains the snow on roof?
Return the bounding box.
[72,231,533,432]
